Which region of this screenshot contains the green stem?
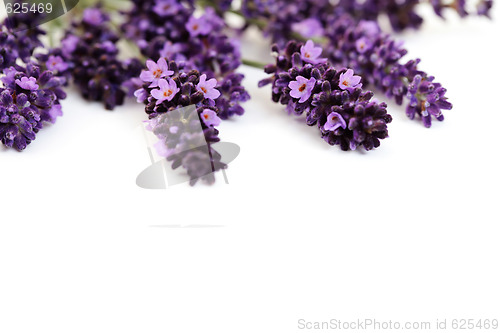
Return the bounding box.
[242,59,266,69]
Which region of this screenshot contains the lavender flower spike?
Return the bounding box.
[261,40,392,151]
[136,58,227,185]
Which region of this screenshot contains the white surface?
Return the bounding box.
[1,5,500,333]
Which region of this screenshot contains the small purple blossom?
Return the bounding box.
[200,109,221,127]
[339,69,362,91]
[355,37,373,54]
[134,88,148,103]
[300,40,327,65]
[15,77,39,91]
[82,8,105,25]
[196,74,220,100]
[159,41,185,60]
[153,0,181,17]
[61,35,79,57]
[46,55,69,72]
[151,78,179,104]
[289,76,316,103]
[140,58,174,88]
[291,18,324,38]
[186,16,210,37]
[357,20,380,37]
[324,112,347,132]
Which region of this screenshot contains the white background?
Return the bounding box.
[1,3,499,333]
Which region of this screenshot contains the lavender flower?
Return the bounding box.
[196,74,221,100]
[136,58,227,185]
[324,112,347,132]
[292,18,324,39]
[289,76,316,103]
[122,1,249,119]
[0,13,67,151]
[260,41,391,151]
[1,63,67,151]
[300,40,327,65]
[60,6,142,110]
[200,109,222,127]
[15,77,39,91]
[324,15,452,127]
[339,69,362,92]
[140,58,175,87]
[151,78,180,104]
[46,55,70,73]
[335,0,494,31]
[186,16,211,37]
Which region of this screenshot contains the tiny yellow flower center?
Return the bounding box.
[193,24,199,31]
[304,52,311,58]
[201,87,207,94]
[342,80,349,87]
[163,89,173,97]
[204,114,209,119]
[298,84,307,92]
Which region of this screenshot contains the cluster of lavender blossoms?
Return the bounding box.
[1,0,494,185]
[57,7,142,110]
[0,14,67,151]
[324,16,452,127]
[239,0,455,127]
[261,41,392,151]
[123,0,250,119]
[135,58,226,185]
[335,0,493,31]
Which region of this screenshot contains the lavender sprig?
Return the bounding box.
[60,7,142,110]
[0,13,67,151]
[336,0,494,31]
[260,41,392,151]
[324,16,452,127]
[123,0,250,119]
[135,58,226,185]
[0,62,67,151]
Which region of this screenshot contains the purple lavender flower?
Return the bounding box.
[196,74,221,100]
[300,40,327,65]
[159,41,185,61]
[292,18,325,38]
[324,14,452,127]
[261,41,392,151]
[289,76,316,103]
[16,77,39,91]
[1,12,44,69]
[61,7,142,110]
[151,78,180,104]
[122,2,249,119]
[46,55,69,73]
[186,16,211,37]
[355,37,373,54]
[140,58,175,87]
[136,58,227,185]
[60,35,79,57]
[324,111,347,132]
[1,63,66,151]
[200,109,221,127]
[339,69,362,91]
[153,0,182,16]
[82,8,106,25]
